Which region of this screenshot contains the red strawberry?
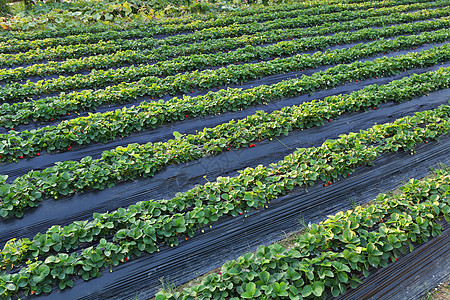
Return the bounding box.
[328,119,331,122]
[125,257,129,261]
[36,153,40,156]
[72,189,76,192]
[51,118,54,121]
[31,291,35,295]
[239,212,243,215]
[227,148,229,151]
[258,140,261,142]
[185,115,188,118]
[229,144,232,147]
[19,156,23,159]
[373,107,376,110]
[68,113,71,116]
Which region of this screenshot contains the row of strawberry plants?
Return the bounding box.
[1,58,449,164]
[0,0,366,43]
[0,0,431,51]
[1,33,450,129]
[0,52,449,218]
[0,0,441,62]
[1,108,449,297]
[2,6,449,81]
[2,92,449,268]
[155,170,450,299]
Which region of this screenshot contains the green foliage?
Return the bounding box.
[155,170,450,299]
[0,43,450,163]
[0,0,10,17]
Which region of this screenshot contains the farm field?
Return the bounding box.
[0,0,449,299]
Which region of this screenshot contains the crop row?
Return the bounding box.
[0,0,435,50]
[0,0,373,43]
[2,33,450,129]
[2,7,449,84]
[1,0,447,66]
[155,170,450,299]
[1,106,449,297]
[1,57,449,218]
[1,56,450,164]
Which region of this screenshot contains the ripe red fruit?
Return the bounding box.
[229,144,232,147]
[36,153,40,156]
[36,118,39,121]
[51,118,54,121]
[258,140,261,142]
[31,291,35,295]
[347,173,350,176]
[226,148,229,151]
[67,147,70,151]
[72,189,76,192]
[19,156,23,159]
[68,113,71,116]
[185,115,188,118]
[125,257,129,261]
[324,184,328,187]
[355,80,358,82]
[170,163,173,165]
[373,107,376,110]
[328,119,331,122]
[185,238,188,240]
[239,212,243,215]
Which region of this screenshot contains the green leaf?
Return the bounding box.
[312,281,324,297]
[301,285,312,297]
[17,276,28,288]
[259,271,270,284]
